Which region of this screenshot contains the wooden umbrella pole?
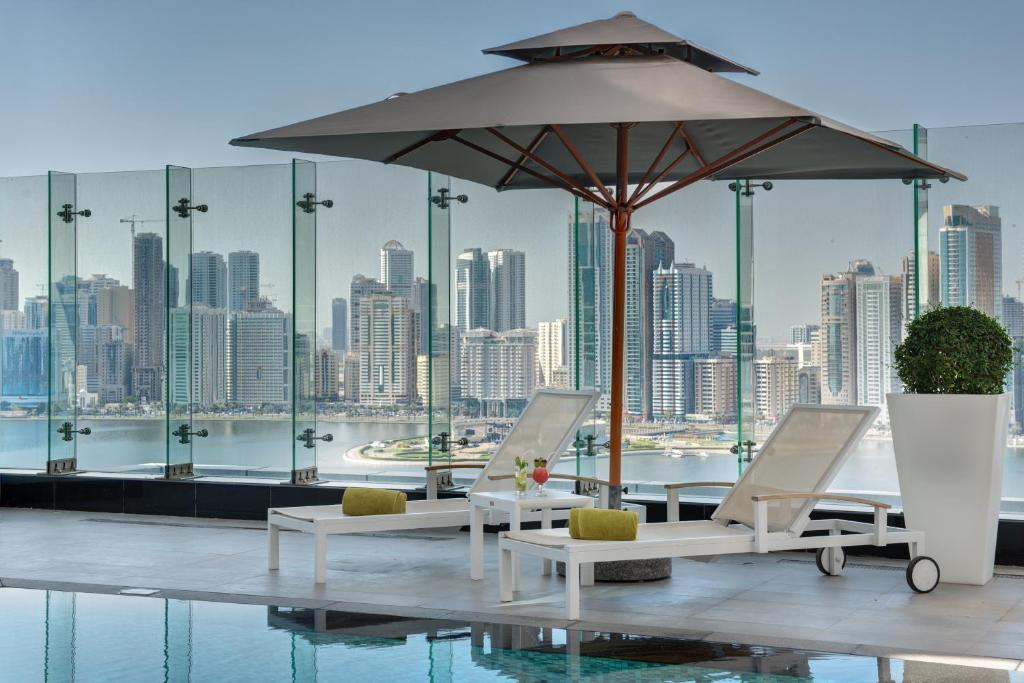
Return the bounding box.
[607,123,632,510]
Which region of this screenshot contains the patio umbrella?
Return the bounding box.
[231,11,964,507]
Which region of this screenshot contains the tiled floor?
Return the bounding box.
[3,507,1024,673]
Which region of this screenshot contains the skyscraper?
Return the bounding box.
[229,309,289,406]
[651,262,712,419]
[537,319,568,388]
[315,348,341,400]
[191,306,228,408]
[95,286,134,345]
[24,296,48,330]
[854,270,892,408]
[331,297,348,352]
[711,299,737,354]
[379,240,414,300]
[487,248,526,332]
[228,250,260,313]
[349,274,386,352]
[456,248,490,331]
[789,324,820,344]
[1,329,47,401]
[754,355,798,422]
[940,205,1002,320]
[133,232,165,401]
[358,292,415,406]
[459,328,537,417]
[190,251,227,309]
[0,258,18,311]
[567,207,613,396]
[693,357,736,422]
[1003,296,1024,338]
[412,277,433,355]
[820,269,856,406]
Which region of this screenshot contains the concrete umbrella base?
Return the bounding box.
[556,558,672,582]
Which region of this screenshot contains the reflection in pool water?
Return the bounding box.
[1,587,1011,682]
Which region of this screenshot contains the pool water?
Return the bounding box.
[0,587,1016,682]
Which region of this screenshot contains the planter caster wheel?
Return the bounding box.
[907,556,940,593]
[815,547,847,576]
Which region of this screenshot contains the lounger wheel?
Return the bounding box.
[906,556,940,593]
[815,547,847,576]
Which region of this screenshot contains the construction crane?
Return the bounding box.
[119,215,162,241]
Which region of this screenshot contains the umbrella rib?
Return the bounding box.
[629,147,692,206]
[449,134,608,207]
[382,130,459,165]
[497,126,551,189]
[548,125,617,206]
[627,121,683,203]
[635,120,815,209]
[627,121,686,206]
[678,123,707,166]
[485,128,612,207]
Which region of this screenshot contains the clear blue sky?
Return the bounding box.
[2,0,1023,176]
[2,1,1023,339]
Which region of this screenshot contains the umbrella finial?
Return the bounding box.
[613,10,637,18]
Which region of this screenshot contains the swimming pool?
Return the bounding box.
[0,587,1015,682]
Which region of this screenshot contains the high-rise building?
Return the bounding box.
[331,297,348,352]
[456,248,490,331]
[0,258,19,311]
[798,366,822,404]
[379,240,414,300]
[693,357,737,422]
[1004,297,1024,338]
[349,274,386,352]
[487,249,526,332]
[412,277,433,355]
[97,327,128,405]
[133,232,165,401]
[358,293,415,406]
[537,319,568,388]
[229,309,289,406]
[415,353,449,407]
[755,355,798,422]
[0,329,47,401]
[567,207,612,396]
[901,249,940,326]
[820,269,856,406]
[24,296,47,330]
[0,309,25,332]
[940,205,1002,320]
[190,251,227,310]
[459,328,537,417]
[343,352,360,402]
[651,262,712,418]
[711,299,737,354]
[228,250,260,313]
[789,324,820,345]
[95,286,134,345]
[624,228,675,419]
[855,272,893,408]
[192,306,228,408]
[315,348,341,400]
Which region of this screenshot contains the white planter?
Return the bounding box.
[887,392,1009,585]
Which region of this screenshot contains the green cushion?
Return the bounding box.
[568,508,638,541]
[342,487,407,516]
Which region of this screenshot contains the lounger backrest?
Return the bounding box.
[711,404,878,535]
[468,388,600,495]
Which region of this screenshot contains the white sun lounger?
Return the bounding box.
[267,388,604,583]
[498,405,940,619]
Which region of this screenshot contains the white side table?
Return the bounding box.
[469,490,594,583]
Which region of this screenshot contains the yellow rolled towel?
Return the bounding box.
[569,508,638,541]
[342,487,407,516]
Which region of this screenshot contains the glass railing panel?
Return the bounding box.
[428,173,453,470]
[165,165,194,477]
[313,161,429,484]
[927,122,1024,514]
[291,159,320,483]
[73,169,165,474]
[187,163,292,478]
[47,171,79,473]
[0,175,48,470]
[448,179,575,489]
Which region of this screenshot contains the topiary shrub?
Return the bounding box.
[895,306,1013,394]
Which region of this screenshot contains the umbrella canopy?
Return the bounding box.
[230,11,965,500]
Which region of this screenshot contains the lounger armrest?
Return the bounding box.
[750,492,891,550]
[663,482,734,522]
[424,463,486,472]
[663,481,734,491]
[750,492,891,510]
